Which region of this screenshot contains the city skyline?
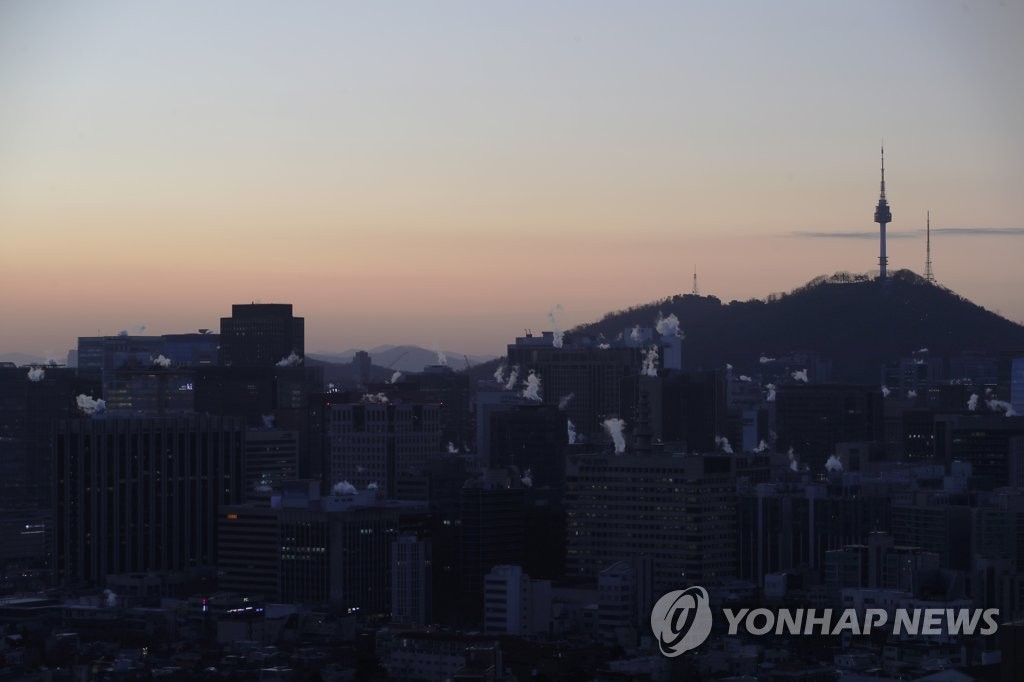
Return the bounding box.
[2,1,1023,357]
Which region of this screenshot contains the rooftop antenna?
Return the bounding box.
[692,266,700,296]
[924,210,935,283]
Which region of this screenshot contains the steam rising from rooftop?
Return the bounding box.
[548,304,564,349]
[602,418,626,454]
[76,394,106,415]
[276,352,302,367]
[521,370,542,401]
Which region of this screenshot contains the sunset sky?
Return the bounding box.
[2,1,1022,358]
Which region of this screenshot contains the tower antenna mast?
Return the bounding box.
[924,210,935,282]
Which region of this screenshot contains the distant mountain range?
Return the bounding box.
[0,352,56,366]
[562,270,1024,382]
[308,346,497,374]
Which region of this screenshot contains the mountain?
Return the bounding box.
[557,270,1024,382]
[308,346,497,374]
[0,352,51,366]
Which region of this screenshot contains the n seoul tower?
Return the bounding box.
[874,146,892,280]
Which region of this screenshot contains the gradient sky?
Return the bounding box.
[2,1,1022,358]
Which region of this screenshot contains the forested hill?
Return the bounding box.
[567,270,1024,382]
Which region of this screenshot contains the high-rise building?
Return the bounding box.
[219,303,304,368]
[0,366,85,571]
[54,415,246,587]
[392,533,432,626]
[216,505,280,599]
[505,333,644,443]
[486,403,567,491]
[326,399,441,498]
[244,428,300,503]
[565,452,736,594]
[774,384,884,470]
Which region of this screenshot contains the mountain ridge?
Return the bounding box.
[562,269,1024,382]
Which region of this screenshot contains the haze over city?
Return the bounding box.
[2,1,1023,357]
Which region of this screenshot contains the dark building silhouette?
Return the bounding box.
[103,368,196,416]
[505,333,643,444]
[487,403,567,492]
[457,472,527,626]
[244,428,300,503]
[935,415,1024,489]
[326,399,442,498]
[54,415,246,588]
[219,303,304,368]
[774,384,884,470]
[219,485,428,610]
[565,452,736,594]
[193,364,323,480]
[0,365,87,572]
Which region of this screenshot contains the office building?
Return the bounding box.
[565,452,736,594]
[54,416,246,587]
[219,303,304,368]
[326,399,441,498]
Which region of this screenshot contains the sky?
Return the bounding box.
[2,1,1022,358]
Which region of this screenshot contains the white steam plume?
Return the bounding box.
[765,383,776,402]
[493,365,506,384]
[715,436,733,454]
[548,304,564,349]
[567,419,577,445]
[907,389,917,399]
[968,394,979,411]
[988,400,1019,417]
[598,343,611,350]
[152,354,172,368]
[521,370,542,401]
[27,367,45,382]
[261,414,275,429]
[447,442,459,454]
[367,482,379,490]
[825,454,843,472]
[754,439,769,453]
[759,356,775,364]
[76,394,106,416]
[390,371,402,384]
[332,481,357,495]
[655,313,683,338]
[504,365,519,391]
[558,393,575,410]
[881,385,890,397]
[363,393,389,404]
[103,589,118,608]
[641,345,659,377]
[739,375,751,382]
[792,369,809,383]
[630,326,642,343]
[520,468,533,487]
[787,447,798,472]
[276,352,302,367]
[602,418,626,454]
[434,345,448,366]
